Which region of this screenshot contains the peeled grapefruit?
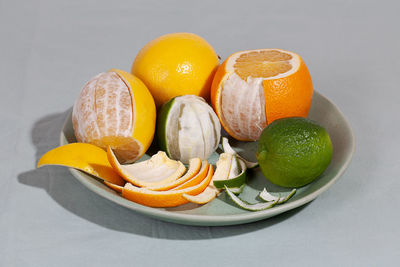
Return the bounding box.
[72,69,156,163]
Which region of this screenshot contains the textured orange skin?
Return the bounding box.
[131,33,219,108]
[121,165,214,208]
[37,143,125,186]
[262,59,313,123]
[210,51,313,141]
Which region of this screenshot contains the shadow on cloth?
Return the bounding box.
[18,109,308,240]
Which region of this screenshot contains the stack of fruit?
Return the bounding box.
[38,33,333,210]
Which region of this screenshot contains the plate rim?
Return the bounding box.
[61,91,355,226]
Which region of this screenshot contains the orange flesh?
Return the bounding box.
[73,71,142,163]
[234,50,293,80]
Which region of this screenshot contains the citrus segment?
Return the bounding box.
[211,49,313,141]
[131,32,219,108]
[107,148,186,188]
[93,71,133,140]
[121,165,214,207]
[37,143,125,186]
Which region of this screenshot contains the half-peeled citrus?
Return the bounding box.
[72,69,156,163]
[211,49,313,141]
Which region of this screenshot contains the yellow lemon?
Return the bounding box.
[131,32,219,108]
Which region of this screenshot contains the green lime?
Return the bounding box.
[256,117,333,188]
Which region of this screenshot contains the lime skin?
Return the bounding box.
[156,97,175,156]
[256,117,333,188]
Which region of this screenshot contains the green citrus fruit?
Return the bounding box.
[256,117,333,188]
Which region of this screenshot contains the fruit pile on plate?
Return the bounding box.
[38,32,333,210]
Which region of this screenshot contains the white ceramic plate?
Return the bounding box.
[60,91,355,226]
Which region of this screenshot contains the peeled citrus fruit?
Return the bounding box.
[256,117,333,187]
[72,69,156,163]
[157,95,221,164]
[211,49,313,141]
[131,32,219,108]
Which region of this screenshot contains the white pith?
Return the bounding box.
[220,73,266,140]
[211,153,233,182]
[259,188,297,204]
[225,186,280,211]
[119,151,185,185]
[182,187,218,204]
[166,95,221,164]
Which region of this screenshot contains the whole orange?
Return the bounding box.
[131,33,219,108]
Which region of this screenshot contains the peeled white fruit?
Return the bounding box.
[157,95,221,164]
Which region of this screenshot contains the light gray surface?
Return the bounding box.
[0,0,399,266]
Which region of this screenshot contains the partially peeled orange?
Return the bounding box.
[211,49,313,141]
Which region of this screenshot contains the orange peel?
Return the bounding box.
[171,161,209,190]
[37,143,125,186]
[121,165,214,207]
[146,157,202,191]
[107,147,186,188]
